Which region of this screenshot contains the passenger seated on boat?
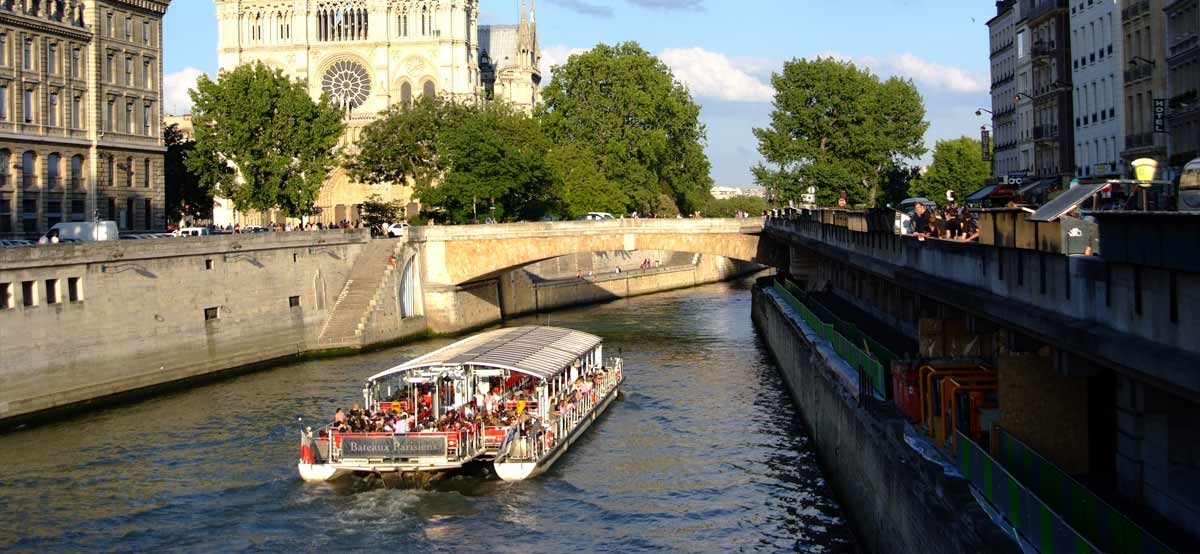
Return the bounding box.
[334,408,346,426]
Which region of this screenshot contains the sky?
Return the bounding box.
[163,0,997,188]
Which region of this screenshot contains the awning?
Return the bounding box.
[1028,183,1108,222]
[367,326,603,383]
[1018,178,1055,196]
[965,185,999,203]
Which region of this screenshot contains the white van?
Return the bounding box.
[176,227,211,237]
[41,221,118,243]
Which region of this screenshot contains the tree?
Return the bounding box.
[539,42,714,215]
[163,124,211,225]
[546,144,629,218]
[344,96,468,189]
[417,101,557,223]
[359,194,406,228]
[910,137,991,204]
[879,162,922,208]
[753,57,928,207]
[702,195,769,218]
[186,62,345,218]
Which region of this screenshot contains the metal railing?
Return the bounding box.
[516,362,623,463]
[996,428,1174,553]
[956,431,1100,554]
[772,281,887,400]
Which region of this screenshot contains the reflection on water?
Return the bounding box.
[0,278,856,553]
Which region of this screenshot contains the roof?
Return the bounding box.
[478,25,521,72]
[367,326,602,383]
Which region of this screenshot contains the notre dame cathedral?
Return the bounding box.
[212,0,541,225]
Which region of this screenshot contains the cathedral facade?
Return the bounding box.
[212,0,541,225]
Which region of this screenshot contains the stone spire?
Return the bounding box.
[517,0,532,69]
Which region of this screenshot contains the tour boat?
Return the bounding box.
[297,326,623,483]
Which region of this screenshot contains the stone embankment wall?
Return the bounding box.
[751,283,1018,554]
[0,231,369,423]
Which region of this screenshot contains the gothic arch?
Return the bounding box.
[420,78,437,98]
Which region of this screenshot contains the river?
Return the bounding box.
[0,278,856,553]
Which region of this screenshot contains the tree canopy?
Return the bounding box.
[910,137,991,204]
[753,57,928,207]
[163,123,211,225]
[344,96,467,189]
[539,42,713,216]
[186,62,344,218]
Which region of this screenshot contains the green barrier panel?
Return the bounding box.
[997,429,1173,553]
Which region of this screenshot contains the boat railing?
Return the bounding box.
[506,363,622,463]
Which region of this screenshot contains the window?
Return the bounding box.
[143,59,151,88]
[71,95,81,128]
[21,280,35,307]
[22,38,31,70]
[48,92,57,126]
[48,42,56,74]
[23,87,32,124]
[289,295,300,308]
[143,103,151,135]
[21,198,36,232]
[45,279,58,304]
[107,156,114,186]
[125,16,132,40]
[0,283,10,309]
[0,84,7,121]
[67,277,80,302]
[47,153,59,186]
[143,20,151,45]
[106,12,113,36]
[106,52,114,82]
[204,307,219,321]
[422,81,435,98]
[205,259,213,270]
[70,199,84,219]
[125,55,132,86]
[106,198,115,219]
[125,102,133,134]
[144,198,151,225]
[0,33,6,67]
[0,195,8,233]
[401,82,412,104]
[125,156,133,186]
[71,47,80,78]
[106,98,114,131]
[143,158,151,186]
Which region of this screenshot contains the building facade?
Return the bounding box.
[1015,14,1036,177]
[1025,0,1076,191]
[0,0,170,238]
[1166,0,1200,170]
[1070,0,1124,179]
[990,1,1022,178]
[1120,0,1169,175]
[213,0,540,226]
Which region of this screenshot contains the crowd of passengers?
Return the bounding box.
[325,366,618,453]
[910,202,980,242]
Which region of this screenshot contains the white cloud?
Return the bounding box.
[540,45,589,81]
[660,47,774,103]
[819,51,987,95]
[163,67,205,115]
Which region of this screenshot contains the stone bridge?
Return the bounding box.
[409,218,780,286]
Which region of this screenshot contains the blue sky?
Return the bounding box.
[163,0,997,187]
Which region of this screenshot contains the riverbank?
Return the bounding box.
[751,279,1019,554]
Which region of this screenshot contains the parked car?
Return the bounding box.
[0,239,33,247]
[575,212,616,221]
[385,223,410,237]
[243,225,272,233]
[40,221,119,243]
[176,227,211,237]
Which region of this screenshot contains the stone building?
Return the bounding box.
[1070,0,1123,180]
[989,1,1022,178]
[212,0,541,226]
[1120,0,1168,175]
[0,0,170,238]
[1166,0,1200,170]
[1024,0,1076,192]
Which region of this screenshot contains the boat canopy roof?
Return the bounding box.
[367,326,603,383]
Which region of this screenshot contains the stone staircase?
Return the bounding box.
[317,239,403,348]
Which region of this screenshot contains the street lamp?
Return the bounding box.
[975,108,993,116]
[1013,92,1034,103]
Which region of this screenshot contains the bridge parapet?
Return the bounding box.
[409,218,763,242]
[766,210,1200,396]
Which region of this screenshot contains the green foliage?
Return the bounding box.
[879,162,922,208]
[416,101,557,224]
[910,137,991,204]
[345,96,467,189]
[163,124,211,224]
[546,143,629,218]
[753,57,928,207]
[358,194,406,228]
[185,62,344,218]
[702,195,769,218]
[539,42,714,215]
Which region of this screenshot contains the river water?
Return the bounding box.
[0,278,856,553]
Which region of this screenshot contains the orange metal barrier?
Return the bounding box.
[938,375,997,448]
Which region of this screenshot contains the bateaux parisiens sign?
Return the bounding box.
[341,435,447,458]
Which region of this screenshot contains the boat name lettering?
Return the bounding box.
[342,436,446,458]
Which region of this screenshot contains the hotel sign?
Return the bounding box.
[1154,98,1167,133]
[341,435,446,459]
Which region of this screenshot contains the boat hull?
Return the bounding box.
[297,463,352,483]
[494,378,623,481]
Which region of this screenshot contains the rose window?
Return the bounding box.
[321,60,371,111]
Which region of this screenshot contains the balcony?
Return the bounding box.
[1032,40,1057,59]
[1033,80,1069,99]
[1033,125,1059,140]
[1168,34,1199,59]
[1125,132,1155,150]
[1125,62,1153,83]
[990,40,1015,58]
[991,72,1015,88]
[1122,0,1150,20]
